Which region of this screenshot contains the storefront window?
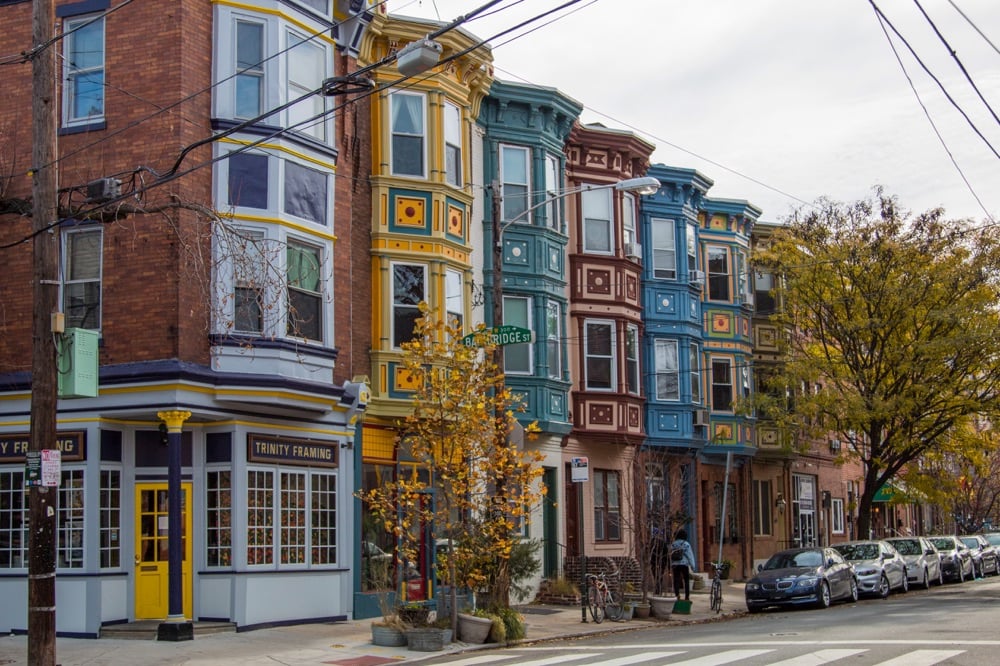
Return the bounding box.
[99,469,121,568]
[246,468,337,567]
[0,470,26,568]
[206,470,232,567]
[57,469,84,569]
[280,471,307,565]
[247,469,274,565]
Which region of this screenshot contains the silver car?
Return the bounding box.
[885,536,944,588]
[833,540,909,598]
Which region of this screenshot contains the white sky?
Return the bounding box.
[393,0,1000,223]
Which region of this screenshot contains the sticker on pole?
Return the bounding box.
[571,456,589,483]
[41,449,61,487]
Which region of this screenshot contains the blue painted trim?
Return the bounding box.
[60,121,106,135]
[56,0,109,18]
[237,614,347,632]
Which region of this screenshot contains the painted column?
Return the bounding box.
[156,410,192,641]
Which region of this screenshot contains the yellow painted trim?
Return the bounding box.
[97,383,350,412]
[217,137,337,171]
[213,1,336,46]
[217,212,338,242]
[157,410,192,433]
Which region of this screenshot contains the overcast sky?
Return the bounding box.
[394,0,1000,223]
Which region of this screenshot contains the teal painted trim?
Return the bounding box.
[386,362,415,399]
[443,195,468,242]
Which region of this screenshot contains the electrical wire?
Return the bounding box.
[946,0,1000,56]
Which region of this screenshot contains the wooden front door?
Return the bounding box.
[134,482,193,620]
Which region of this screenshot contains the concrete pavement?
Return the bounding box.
[0,581,746,665]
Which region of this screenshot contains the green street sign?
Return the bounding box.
[462,325,534,347]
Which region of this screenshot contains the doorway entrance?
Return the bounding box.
[134,483,193,619]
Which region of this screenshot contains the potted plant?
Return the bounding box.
[368,553,407,647]
[397,602,430,626]
[711,559,734,580]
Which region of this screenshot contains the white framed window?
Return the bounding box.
[545,300,561,379]
[582,188,612,254]
[690,344,702,403]
[57,469,85,569]
[831,498,845,534]
[594,469,621,542]
[235,20,264,119]
[654,339,679,401]
[0,470,26,568]
[291,0,330,15]
[231,229,266,334]
[286,30,327,141]
[712,358,733,412]
[755,270,777,314]
[227,151,269,209]
[391,91,425,177]
[445,268,463,331]
[444,101,462,187]
[622,193,636,251]
[286,240,323,341]
[687,222,698,273]
[206,469,232,567]
[544,154,561,231]
[651,218,675,279]
[503,295,532,374]
[501,144,530,223]
[283,160,328,224]
[708,245,731,301]
[584,320,615,391]
[99,468,121,569]
[737,250,752,305]
[246,468,338,567]
[62,227,103,330]
[753,479,772,537]
[392,263,426,347]
[625,324,640,395]
[63,15,105,125]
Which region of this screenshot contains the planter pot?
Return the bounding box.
[620,603,635,621]
[398,607,430,626]
[405,627,448,652]
[457,612,493,644]
[633,602,651,619]
[371,623,407,647]
[649,596,673,619]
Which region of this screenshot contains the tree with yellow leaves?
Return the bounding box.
[359,304,545,633]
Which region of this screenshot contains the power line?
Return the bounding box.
[946,0,1000,56]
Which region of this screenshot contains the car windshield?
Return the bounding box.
[836,543,878,560]
[986,534,1000,546]
[960,538,979,549]
[930,538,954,551]
[764,550,823,570]
[890,539,920,555]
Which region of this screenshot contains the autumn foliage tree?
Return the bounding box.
[359,305,544,631]
[755,189,1000,538]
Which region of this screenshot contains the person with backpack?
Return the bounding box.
[670,529,696,601]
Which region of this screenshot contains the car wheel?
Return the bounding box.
[850,577,859,602]
[878,574,890,599]
[921,568,931,590]
[957,564,965,584]
[900,571,909,593]
[938,567,945,586]
[815,581,832,609]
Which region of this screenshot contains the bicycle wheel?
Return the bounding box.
[710,578,723,613]
[604,592,623,621]
[588,585,605,623]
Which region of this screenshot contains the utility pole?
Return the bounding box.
[28,0,60,663]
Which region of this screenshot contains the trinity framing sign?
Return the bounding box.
[0,431,86,462]
[247,433,339,468]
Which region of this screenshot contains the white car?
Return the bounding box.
[885,536,944,588]
[833,540,909,598]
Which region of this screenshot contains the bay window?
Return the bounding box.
[687,222,698,273]
[584,321,615,391]
[690,344,702,403]
[545,301,561,379]
[284,160,328,224]
[501,145,530,223]
[654,339,679,401]
[444,101,462,186]
[625,324,640,395]
[392,263,426,347]
[651,218,675,279]
[544,154,561,230]
[286,241,323,341]
[446,269,464,331]
[708,246,731,301]
[286,31,326,141]
[391,92,425,177]
[712,358,733,411]
[582,188,612,254]
[503,296,532,374]
[235,20,264,119]
[622,193,636,253]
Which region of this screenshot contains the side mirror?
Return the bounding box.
[826,558,836,568]
[757,563,763,573]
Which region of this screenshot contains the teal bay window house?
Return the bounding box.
[478,80,582,580]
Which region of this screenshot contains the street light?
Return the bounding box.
[489,176,661,369]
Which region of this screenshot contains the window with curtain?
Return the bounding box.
[391,92,425,176]
[594,469,621,542]
[651,218,675,279]
[545,301,561,379]
[544,154,560,230]
[286,31,326,141]
[286,241,322,341]
[228,152,269,209]
[582,188,612,253]
[63,228,102,330]
[708,245,730,301]
[712,358,733,411]
[501,145,530,223]
[444,101,462,186]
[625,325,639,395]
[392,264,425,347]
[63,15,104,125]
[503,296,532,374]
[654,339,679,400]
[284,160,328,224]
[584,321,614,390]
[235,20,264,118]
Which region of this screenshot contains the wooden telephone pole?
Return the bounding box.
[28,0,60,662]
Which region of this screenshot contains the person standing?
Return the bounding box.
[670,529,696,601]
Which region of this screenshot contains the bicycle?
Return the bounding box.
[585,570,623,623]
[709,562,724,613]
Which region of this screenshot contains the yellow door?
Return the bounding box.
[135,483,193,620]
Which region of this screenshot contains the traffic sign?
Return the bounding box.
[461,325,534,347]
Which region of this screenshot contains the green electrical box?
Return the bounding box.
[58,328,99,398]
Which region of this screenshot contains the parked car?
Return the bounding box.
[928,536,974,583]
[833,540,908,598]
[885,536,944,588]
[960,534,1000,577]
[745,547,858,613]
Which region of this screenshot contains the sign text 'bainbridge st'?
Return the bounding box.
[461,325,534,348]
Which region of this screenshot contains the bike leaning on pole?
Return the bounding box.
[585,569,622,623]
[709,561,724,613]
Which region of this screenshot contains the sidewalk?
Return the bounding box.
[0,582,746,666]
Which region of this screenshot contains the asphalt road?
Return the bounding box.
[422,575,1000,665]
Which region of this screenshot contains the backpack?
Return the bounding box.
[670,546,684,563]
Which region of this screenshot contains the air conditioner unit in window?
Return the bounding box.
[691,270,705,284]
[829,438,841,452]
[86,177,121,203]
[693,409,710,427]
[625,242,642,260]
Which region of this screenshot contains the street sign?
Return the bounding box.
[571,456,589,483]
[461,325,534,347]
